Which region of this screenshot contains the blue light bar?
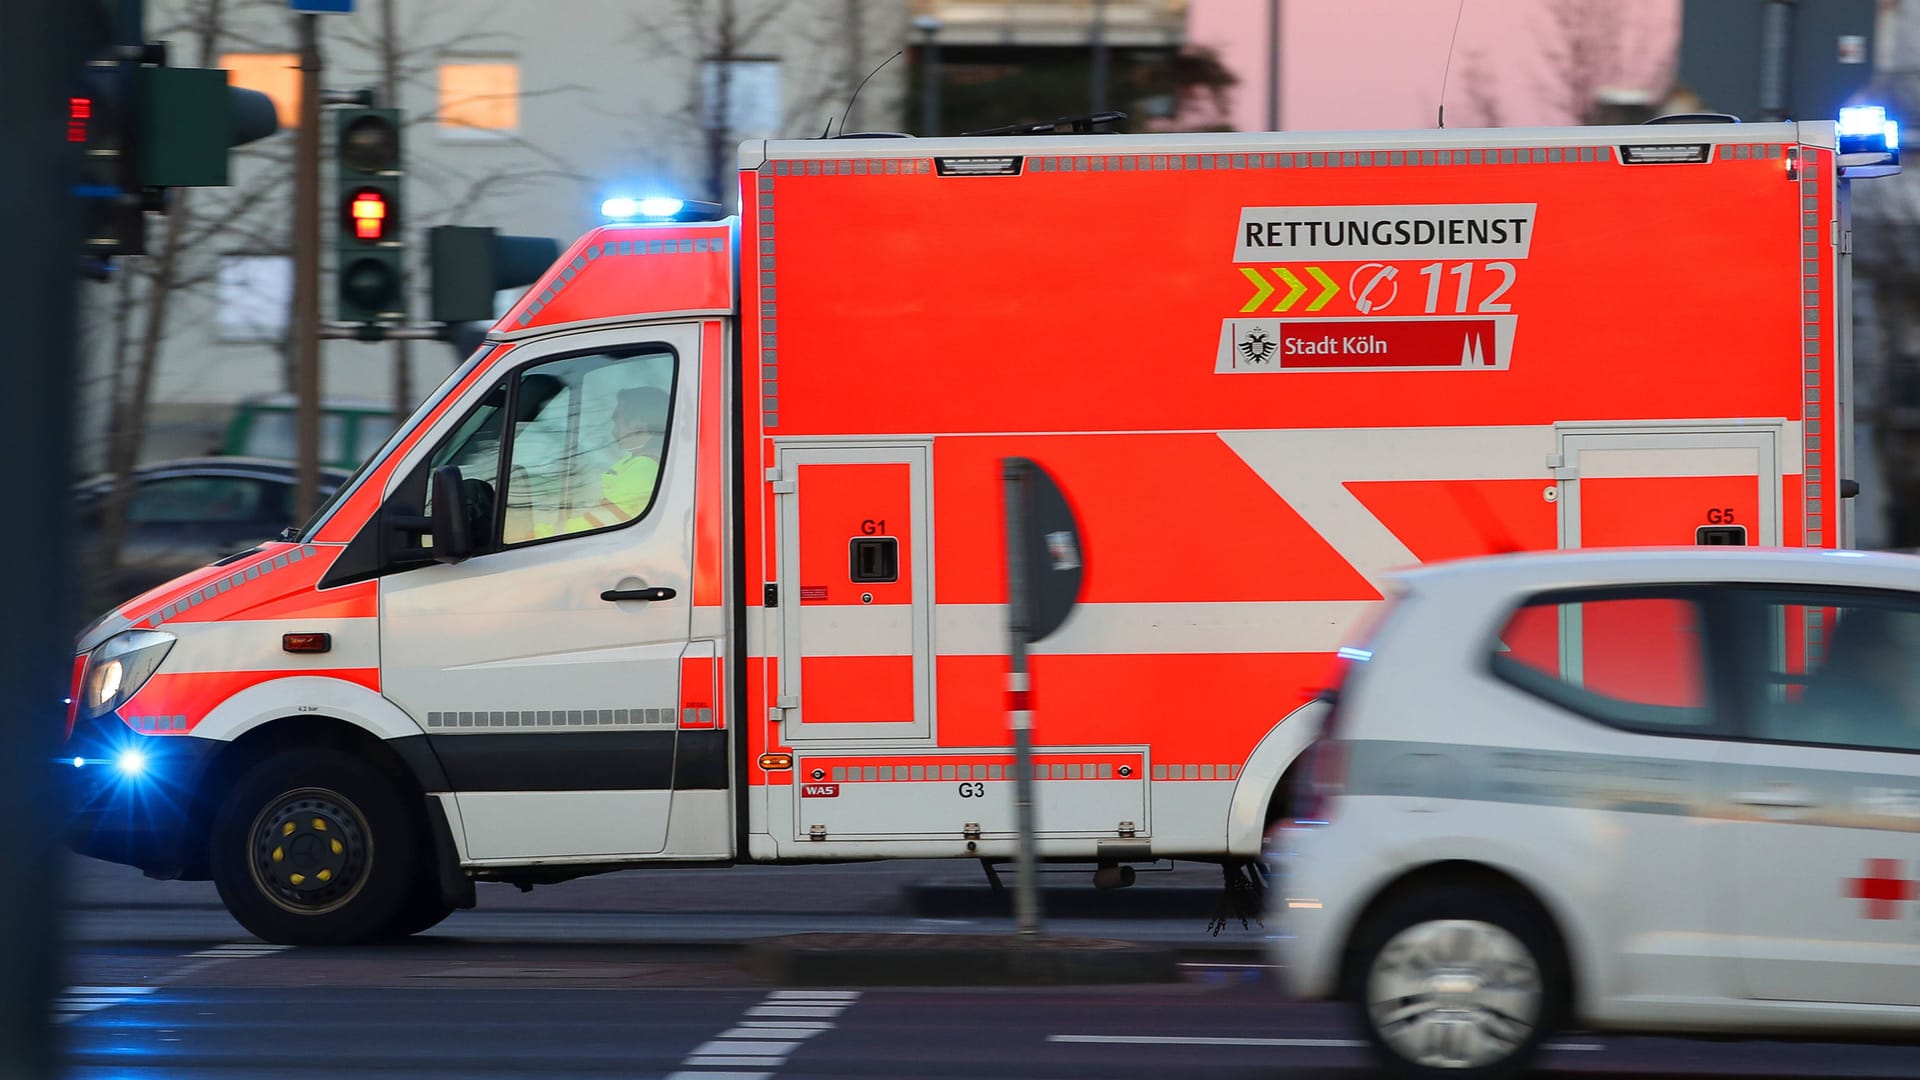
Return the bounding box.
[601,196,688,222]
[1839,105,1888,137]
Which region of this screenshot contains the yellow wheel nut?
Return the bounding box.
[289,873,306,885]
[317,869,333,883]
[312,818,327,831]
[283,822,296,836]
[272,846,284,863]
[330,839,343,856]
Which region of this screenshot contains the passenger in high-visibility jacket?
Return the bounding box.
[537,386,669,538]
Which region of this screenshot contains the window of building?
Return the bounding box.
[220,53,300,129]
[1739,590,1920,753]
[217,255,292,343]
[1490,592,1716,735]
[700,58,782,139]
[438,59,520,137]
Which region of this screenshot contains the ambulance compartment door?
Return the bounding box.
[773,444,933,743]
[1553,425,1781,697]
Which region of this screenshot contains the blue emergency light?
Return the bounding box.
[1837,105,1902,176]
[601,196,685,221]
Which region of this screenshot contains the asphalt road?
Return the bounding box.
[54,855,1920,1079]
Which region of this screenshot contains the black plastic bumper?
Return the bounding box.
[63,716,221,880]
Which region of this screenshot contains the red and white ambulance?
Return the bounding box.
[65,114,1898,944]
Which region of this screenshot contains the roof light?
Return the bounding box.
[115,748,147,777]
[1886,119,1900,151]
[600,196,687,221]
[1839,105,1889,138]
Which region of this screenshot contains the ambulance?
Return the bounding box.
[64,111,1900,945]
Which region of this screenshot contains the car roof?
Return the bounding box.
[77,457,354,487]
[1392,546,1920,596]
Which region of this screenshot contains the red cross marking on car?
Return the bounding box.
[1846,859,1917,919]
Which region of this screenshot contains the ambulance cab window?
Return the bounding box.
[501,347,676,545]
[424,383,507,546]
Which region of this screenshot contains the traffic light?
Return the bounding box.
[334,106,405,323]
[73,0,278,269]
[73,18,147,261]
[427,226,559,324]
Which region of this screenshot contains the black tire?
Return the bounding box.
[210,748,418,946]
[380,880,457,940]
[1344,884,1567,1080]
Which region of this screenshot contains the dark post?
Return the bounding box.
[293,13,322,518]
[1267,0,1283,130]
[1090,0,1109,116]
[1001,460,1042,936]
[915,16,941,137]
[0,0,86,1073]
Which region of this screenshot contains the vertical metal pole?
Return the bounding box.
[843,0,865,133]
[1090,0,1108,115]
[0,1,83,1073]
[1758,0,1795,122]
[920,26,940,137]
[293,14,322,521]
[381,0,411,435]
[1266,0,1282,130]
[1002,460,1042,937]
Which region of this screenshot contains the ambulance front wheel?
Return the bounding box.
[210,748,419,946]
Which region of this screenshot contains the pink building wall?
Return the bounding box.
[1183,0,1680,132]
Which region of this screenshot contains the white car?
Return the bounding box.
[1268,547,1920,1078]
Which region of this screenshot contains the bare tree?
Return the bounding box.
[1457,49,1505,129]
[625,0,890,206]
[1536,0,1670,125]
[81,0,590,612]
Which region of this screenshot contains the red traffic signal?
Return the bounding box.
[344,186,392,242]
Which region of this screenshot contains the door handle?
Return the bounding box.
[1733,788,1818,808]
[601,586,676,602]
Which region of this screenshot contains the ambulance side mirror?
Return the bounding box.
[430,464,476,563]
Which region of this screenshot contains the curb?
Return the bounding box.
[902,884,1224,920]
[742,932,1182,986]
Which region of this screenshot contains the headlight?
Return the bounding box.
[81,630,174,720]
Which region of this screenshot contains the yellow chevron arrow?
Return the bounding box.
[1273,267,1307,312]
[1239,267,1275,313]
[1305,266,1339,312]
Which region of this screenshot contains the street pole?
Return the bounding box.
[293,13,322,522]
[0,1,84,1073]
[1090,0,1108,116]
[915,17,940,137]
[381,0,411,435]
[1758,0,1795,122]
[1002,461,1042,937]
[1266,0,1282,130]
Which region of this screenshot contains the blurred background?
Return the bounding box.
[75,0,1920,608]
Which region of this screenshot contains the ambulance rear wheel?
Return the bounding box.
[211,749,417,946]
[1345,886,1566,1080]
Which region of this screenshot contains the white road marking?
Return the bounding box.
[51,986,159,1025]
[693,1041,803,1057]
[185,943,292,959]
[671,990,861,1076]
[718,1027,826,1040]
[745,1004,847,1018]
[1048,1035,1605,1052]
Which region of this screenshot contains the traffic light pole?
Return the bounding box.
[292,13,322,522]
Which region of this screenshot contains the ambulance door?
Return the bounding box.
[378,324,703,862]
[1555,427,1780,697]
[773,444,933,742]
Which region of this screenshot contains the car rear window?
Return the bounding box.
[1489,591,1722,736]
